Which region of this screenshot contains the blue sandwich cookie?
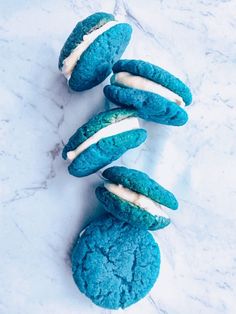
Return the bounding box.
[96,166,178,230]
[104,59,192,126]
[62,109,147,177]
[71,214,161,309]
[59,12,132,91]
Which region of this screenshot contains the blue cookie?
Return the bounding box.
[62,109,147,177]
[96,166,178,230]
[104,59,192,126]
[71,214,160,309]
[59,13,132,91]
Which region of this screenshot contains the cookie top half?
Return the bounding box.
[71,214,160,309]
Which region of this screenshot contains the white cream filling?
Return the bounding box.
[62,20,120,79]
[114,72,185,107]
[67,117,140,161]
[104,183,169,219]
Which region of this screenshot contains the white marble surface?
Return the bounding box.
[1,0,236,313]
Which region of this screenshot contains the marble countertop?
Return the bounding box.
[1,1,236,313]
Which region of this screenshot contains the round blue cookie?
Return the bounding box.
[71,214,161,309]
[104,84,188,126]
[112,59,192,106]
[59,13,132,91]
[95,166,178,230]
[62,109,147,177]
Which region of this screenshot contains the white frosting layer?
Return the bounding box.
[67,117,140,161]
[114,72,185,107]
[62,20,120,79]
[104,183,169,218]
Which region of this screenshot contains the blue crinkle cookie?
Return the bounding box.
[95,166,178,230]
[104,84,188,126]
[59,13,132,91]
[113,59,192,106]
[71,214,161,309]
[62,109,147,177]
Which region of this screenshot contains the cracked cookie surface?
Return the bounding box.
[71,214,160,309]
